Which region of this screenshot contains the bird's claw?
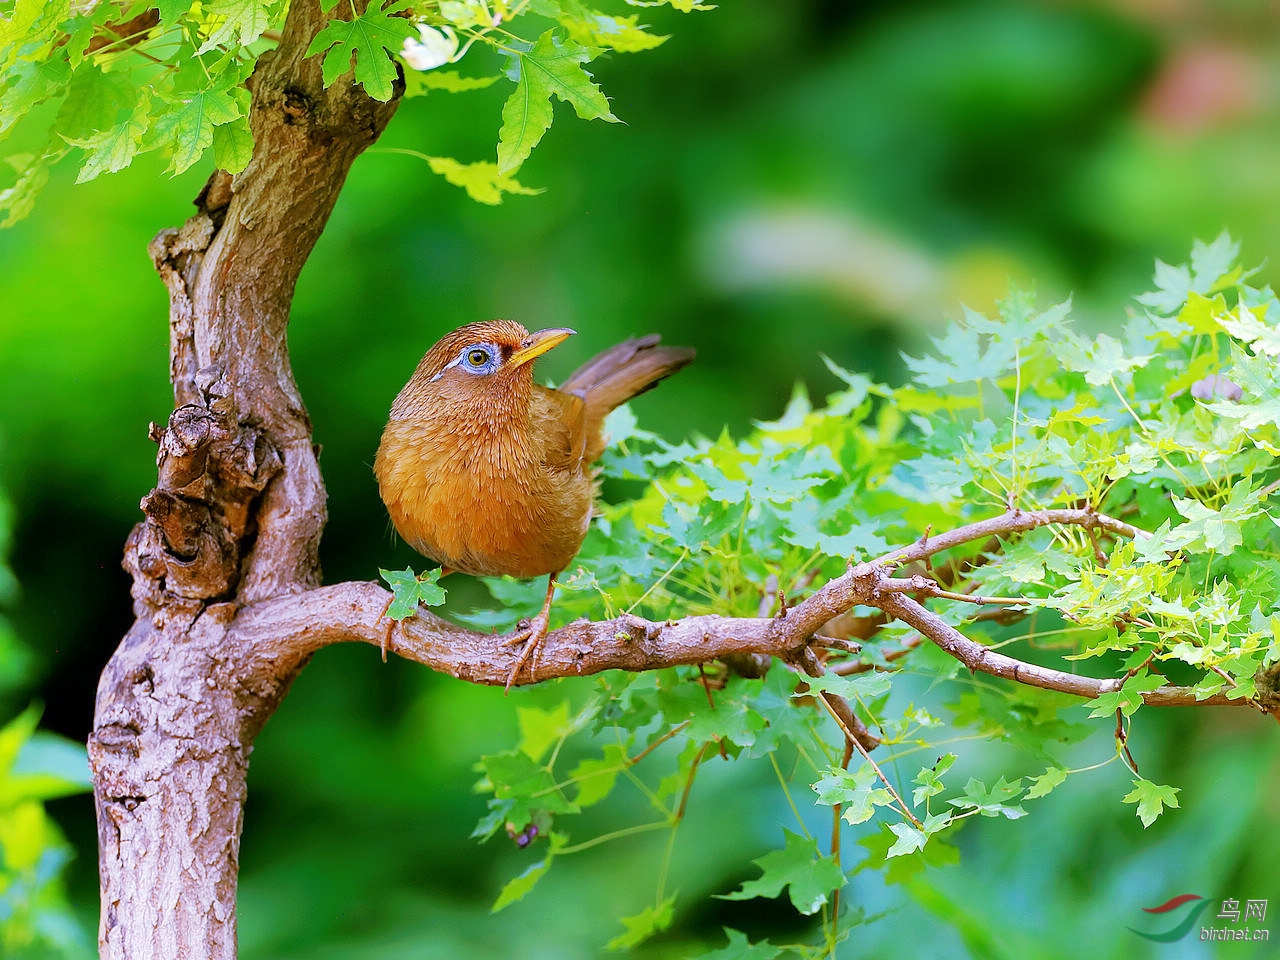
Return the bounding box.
[375,596,399,663]
[500,618,534,646]
[503,615,550,693]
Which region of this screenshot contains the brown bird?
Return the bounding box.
[375,320,695,690]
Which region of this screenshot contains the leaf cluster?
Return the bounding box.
[0,0,705,221]
[445,236,1280,955]
[0,0,274,224]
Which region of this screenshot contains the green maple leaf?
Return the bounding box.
[306,8,417,102]
[812,764,894,825]
[1122,778,1180,827]
[65,93,151,182]
[1216,302,1280,357]
[885,822,928,858]
[959,289,1073,351]
[0,152,53,226]
[497,30,618,174]
[687,459,749,503]
[691,929,782,960]
[1058,332,1152,386]
[0,0,49,70]
[1171,480,1261,554]
[144,86,245,174]
[1024,766,1068,800]
[197,0,274,53]
[947,776,1026,819]
[902,322,1013,387]
[857,821,959,883]
[516,701,575,762]
[403,69,499,98]
[1188,231,1241,291]
[491,831,565,912]
[379,566,447,619]
[424,155,541,204]
[1205,349,1280,430]
[1137,259,1195,315]
[1086,669,1165,718]
[605,896,676,950]
[54,63,135,141]
[1137,232,1240,314]
[0,54,72,140]
[476,749,577,837]
[212,115,253,172]
[157,0,196,24]
[568,744,627,807]
[910,754,956,807]
[719,830,845,915]
[563,13,667,53]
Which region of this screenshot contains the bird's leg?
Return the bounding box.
[502,573,560,693]
[376,596,394,663]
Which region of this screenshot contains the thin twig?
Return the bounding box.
[629,721,691,766]
[875,592,1251,709]
[1115,710,1139,774]
[831,634,924,675]
[811,635,862,654]
[1085,525,1107,564]
[817,692,921,828]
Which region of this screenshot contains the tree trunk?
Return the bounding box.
[87,3,400,956]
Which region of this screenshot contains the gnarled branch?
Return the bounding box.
[228,507,1258,714]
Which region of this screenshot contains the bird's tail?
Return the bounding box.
[560,334,695,462]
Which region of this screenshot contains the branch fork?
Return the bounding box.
[224,507,1257,722]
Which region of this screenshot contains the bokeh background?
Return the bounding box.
[2,0,1279,957]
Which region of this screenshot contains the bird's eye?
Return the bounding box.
[467,347,490,367]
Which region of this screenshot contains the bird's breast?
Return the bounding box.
[374,410,593,579]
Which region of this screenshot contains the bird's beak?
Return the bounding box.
[508,327,575,368]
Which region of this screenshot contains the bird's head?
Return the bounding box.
[396,320,575,415]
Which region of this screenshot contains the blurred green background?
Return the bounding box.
[2,0,1279,956]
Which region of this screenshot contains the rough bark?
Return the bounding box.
[88,1,399,956]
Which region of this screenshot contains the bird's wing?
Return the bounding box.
[558,335,695,463]
[531,385,588,471]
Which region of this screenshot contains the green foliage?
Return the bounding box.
[380,565,447,619]
[1122,778,1180,828]
[0,483,92,957]
[720,830,845,916]
[0,0,271,223]
[496,29,617,175]
[692,929,783,960]
[605,894,676,950]
[446,238,1280,955]
[0,706,94,955]
[306,6,417,102]
[0,0,702,223]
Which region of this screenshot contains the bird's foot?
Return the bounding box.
[375,596,405,663]
[502,612,550,694]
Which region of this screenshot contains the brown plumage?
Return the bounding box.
[375,320,695,689]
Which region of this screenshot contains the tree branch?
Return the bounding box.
[229,507,1258,716]
[876,592,1247,709]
